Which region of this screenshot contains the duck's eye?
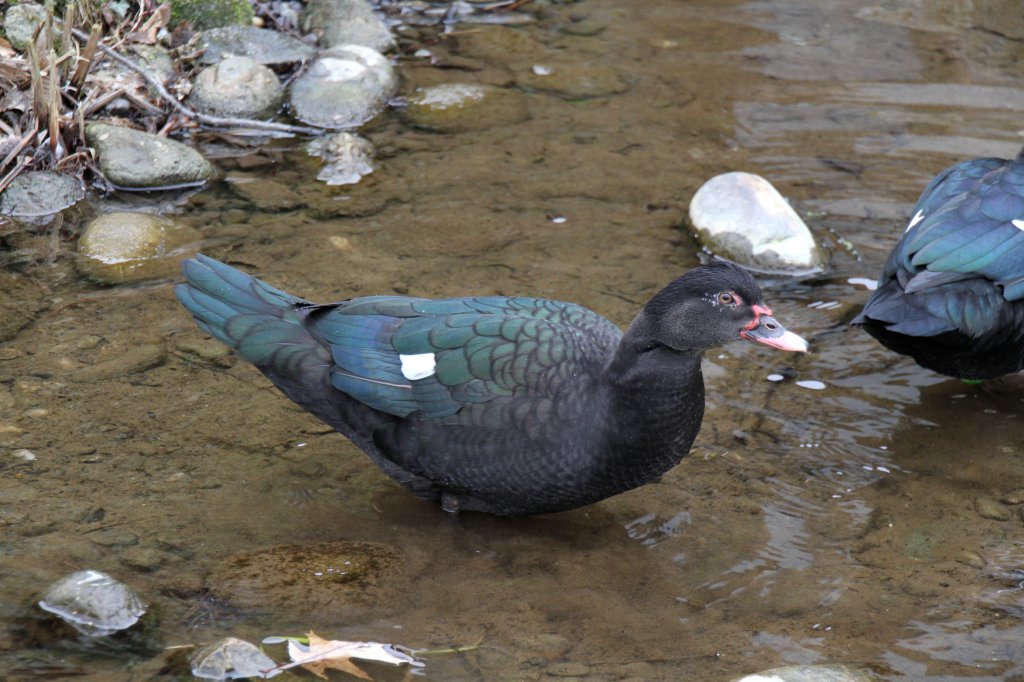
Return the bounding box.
[717,292,735,305]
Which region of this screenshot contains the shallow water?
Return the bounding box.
[3,0,1024,679]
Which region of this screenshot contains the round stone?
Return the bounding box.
[77,212,201,284]
[191,637,278,680]
[85,123,214,189]
[37,570,146,637]
[189,56,284,119]
[689,172,826,274]
[289,45,397,130]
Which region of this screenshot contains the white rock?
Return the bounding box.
[289,44,397,130]
[689,172,825,274]
[38,570,146,637]
[732,664,876,682]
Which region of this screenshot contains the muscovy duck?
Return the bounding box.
[853,150,1024,380]
[176,255,807,516]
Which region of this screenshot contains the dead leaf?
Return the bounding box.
[283,631,421,681]
[126,2,170,44]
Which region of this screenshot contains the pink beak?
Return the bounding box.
[740,305,809,352]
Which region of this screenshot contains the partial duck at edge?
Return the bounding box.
[854,148,1024,380]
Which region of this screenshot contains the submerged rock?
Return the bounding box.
[519,61,630,99]
[191,637,280,680]
[86,123,214,189]
[402,82,529,133]
[206,542,410,617]
[689,172,825,274]
[37,570,146,637]
[308,132,376,185]
[0,171,85,218]
[304,0,394,52]
[0,272,50,342]
[77,212,201,284]
[289,45,397,129]
[190,56,285,119]
[732,664,877,681]
[197,25,316,66]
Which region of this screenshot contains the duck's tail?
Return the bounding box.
[175,254,320,372]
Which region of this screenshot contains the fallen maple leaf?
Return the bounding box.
[274,631,421,680]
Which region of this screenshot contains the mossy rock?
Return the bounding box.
[170,0,253,29]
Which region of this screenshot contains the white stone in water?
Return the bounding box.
[308,132,375,186]
[12,448,36,462]
[191,637,281,680]
[689,172,825,274]
[38,570,146,637]
[731,664,876,682]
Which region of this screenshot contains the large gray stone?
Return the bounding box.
[303,0,394,52]
[197,25,316,66]
[3,3,47,52]
[0,171,84,217]
[289,45,397,129]
[85,123,213,189]
[189,56,284,119]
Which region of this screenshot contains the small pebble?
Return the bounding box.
[68,344,166,383]
[796,380,826,390]
[766,373,784,382]
[900,574,940,598]
[74,335,104,350]
[120,547,168,572]
[546,662,591,677]
[87,528,140,548]
[956,550,986,568]
[329,235,355,251]
[975,496,1011,521]
[1000,488,1024,505]
[174,336,230,360]
[12,448,36,462]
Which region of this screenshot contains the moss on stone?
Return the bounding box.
[170,0,253,29]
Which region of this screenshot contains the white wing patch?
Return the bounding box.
[399,352,436,380]
[1012,219,1024,231]
[906,209,925,232]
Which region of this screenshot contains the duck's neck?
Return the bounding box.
[596,323,706,487]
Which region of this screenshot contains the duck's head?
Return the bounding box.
[644,260,808,353]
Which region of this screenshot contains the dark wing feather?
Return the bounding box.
[309,295,622,420]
